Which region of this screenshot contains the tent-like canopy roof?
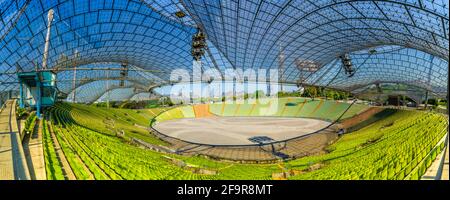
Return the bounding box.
[0,0,448,103]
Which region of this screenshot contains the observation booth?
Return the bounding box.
[17,71,57,118]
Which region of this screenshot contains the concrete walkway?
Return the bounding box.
[421,131,449,181]
[23,119,46,180]
[0,100,30,180]
[440,145,449,180]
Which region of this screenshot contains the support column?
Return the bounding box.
[19,83,24,108]
[36,77,42,118]
[446,96,448,115]
[72,51,78,103]
[106,70,109,109]
[424,55,434,110]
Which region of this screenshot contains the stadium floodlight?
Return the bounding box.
[175,11,186,18]
[339,54,355,77]
[368,49,377,54]
[376,83,382,93]
[191,29,207,61]
[119,63,128,87]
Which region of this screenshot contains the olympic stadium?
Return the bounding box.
[0,0,448,180]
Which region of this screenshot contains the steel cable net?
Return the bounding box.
[0,0,29,40]
[56,63,164,94]
[182,0,448,93]
[129,92,157,101]
[0,0,449,102]
[351,83,429,103]
[66,79,146,103]
[142,0,197,27]
[0,0,225,101]
[307,46,448,97]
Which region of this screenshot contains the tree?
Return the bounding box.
[334,92,341,100]
[304,86,317,100]
[255,90,265,99]
[326,90,334,100]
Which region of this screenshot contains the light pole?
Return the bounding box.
[72,50,79,103]
[42,9,54,70]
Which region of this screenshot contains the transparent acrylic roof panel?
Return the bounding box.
[351,83,434,103]
[142,0,197,27]
[66,79,144,103]
[182,0,449,87]
[54,41,228,97]
[0,0,197,81]
[0,0,223,97]
[97,87,137,102]
[56,63,165,94]
[129,92,155,101]
[306,46,448,98]
[0,0,29,41]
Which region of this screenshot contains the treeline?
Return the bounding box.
[93,99,172,109]
[278,86,351,100]
[91,86,352,109]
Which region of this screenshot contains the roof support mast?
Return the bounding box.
[72,50,79,103]
[42,9,54,70]
[37,9,54,117]
[424,55,434,109]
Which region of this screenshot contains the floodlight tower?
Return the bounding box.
[119,62,128,87]
[278,43,285,92]
[340,54,355,77]
[72,50,79,103]
[191,28,207,103]
[106,70,110,108]
[42,9,54,70]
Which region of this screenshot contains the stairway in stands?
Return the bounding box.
[193,104,214,118]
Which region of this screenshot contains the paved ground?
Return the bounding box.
[23,119,46,180]
[0,100,30,180]
[0,107,14,179]
[442,145,449,180]
[154,117,331,145]
[421,146,446,180]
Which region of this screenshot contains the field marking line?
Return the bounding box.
[147,109,157,117]
[295,99,307,116]
[221,103,225,115]
[327,101,341,119]
[310,99,324,116]
[218,164,235,170]
[234,104,241,116]
[280,98,294,116]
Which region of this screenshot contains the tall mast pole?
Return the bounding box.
[42,9,54,70]
[279,43,284,92]
[72,50,79,102]
[106,70,109,109]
